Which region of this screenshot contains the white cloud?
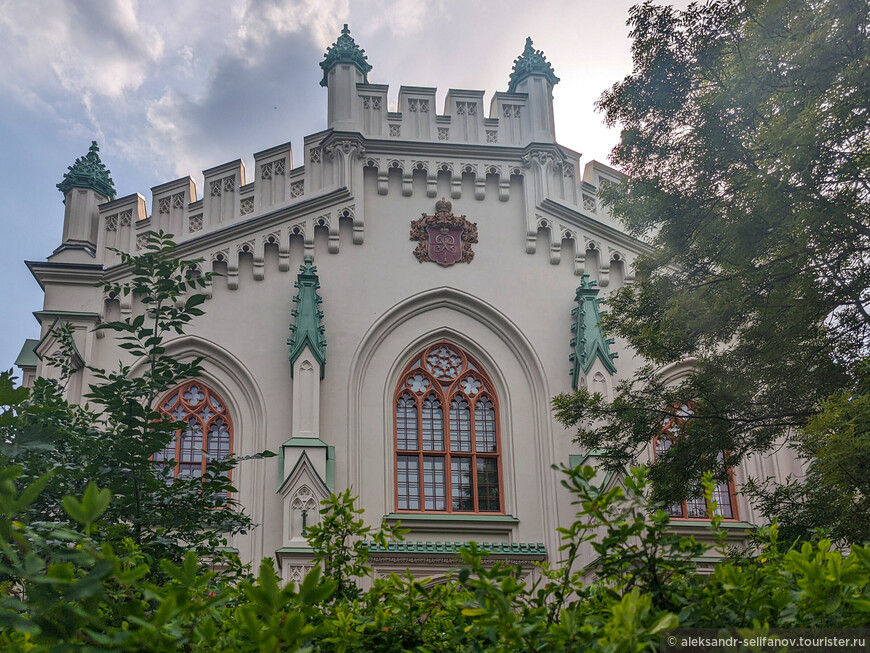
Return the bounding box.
[230,0,349,55]
[0,0,163,100]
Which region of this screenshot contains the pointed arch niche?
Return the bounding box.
[128,335,268,565]
[346,288,559,552]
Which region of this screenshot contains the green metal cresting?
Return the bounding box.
[57,141,116,202]
[507,37,560,92]
[319,24,372,87]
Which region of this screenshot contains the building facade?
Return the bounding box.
[15,27,799,583]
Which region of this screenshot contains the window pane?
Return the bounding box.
[655,437,672,456]
[423,456,446,510]
[474,396,497,453]
[451,457,473,511]
[178,463,202,479]
[396,393,418,450]
[711,483,734,518]
[450,397,471,452]
[685,497,707,518]
[476,458,500,511]
[179,418,203,464]
[207,417,230,461]
[667,504,684,518]
[421,395,444,451]
[397,455,420,510]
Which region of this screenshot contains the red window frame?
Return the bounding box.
[394,342,503,514]
[654,405,738,521]
[155,380,234,483]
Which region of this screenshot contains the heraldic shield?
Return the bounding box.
[410,198,478,267]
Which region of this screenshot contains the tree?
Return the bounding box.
[554,0,870,524]
[1,232,264,571]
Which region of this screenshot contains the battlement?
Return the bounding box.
[52,26,631,288]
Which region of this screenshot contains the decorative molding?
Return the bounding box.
[319,24,372,87]
[508,36,560,92]
[410,198,478,266]
[57,141,116,201]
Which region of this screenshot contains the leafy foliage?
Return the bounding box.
[1,462,868,650]
[555,0,870,532]
[1,232,261,573]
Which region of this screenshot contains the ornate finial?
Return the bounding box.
[319,24,372,87]
[288,256,327,378]
[57,141,116,202]
[434,197,452,214]
[569,274,618,388]
[507,37,560,93]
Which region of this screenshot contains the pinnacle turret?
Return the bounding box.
[508,37,560,93]
[57,141,116,202]
[319,24,372,87]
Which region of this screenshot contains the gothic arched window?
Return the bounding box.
[654,404,737,520]
[156,380,233,481]
[394,343,502,513]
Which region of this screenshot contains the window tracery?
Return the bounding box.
[156,380,233,483]
[394,343,502,513]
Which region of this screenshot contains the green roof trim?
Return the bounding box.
[287,256,326,378]
[35,318,84,367]
[319,24,372,87]
[384,513,519,524]
[14,339,39,368]
[570,273,618,388]
[364,541,546,556]
[275,546,314,554]
[57,141,116,201]
[507,37,560,93]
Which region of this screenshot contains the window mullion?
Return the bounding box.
[470,402,479,513]
[417,396,424,511]
[442,387,453,513]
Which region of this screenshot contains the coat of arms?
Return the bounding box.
[410,198,478,266]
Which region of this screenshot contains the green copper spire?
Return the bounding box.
[288,256,326,378]
[570,273,618,388]
[319,24,372,87]
[507,37,560,92]
[57,141,116,201]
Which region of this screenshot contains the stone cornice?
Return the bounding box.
[538,198,654,256]
[102,187,352,282]
[25,261,104,291]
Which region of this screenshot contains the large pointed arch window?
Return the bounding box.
[654,404,737,520]
[394,343,502,513]
[155,380,233,481]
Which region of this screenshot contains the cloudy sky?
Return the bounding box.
[0,0,662,373]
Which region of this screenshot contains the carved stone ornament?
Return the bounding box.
[410,198,478,266]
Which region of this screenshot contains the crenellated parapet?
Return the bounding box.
[49,26,645,297]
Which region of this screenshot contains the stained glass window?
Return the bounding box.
[394,342,502,513]
[157,381,233,487]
